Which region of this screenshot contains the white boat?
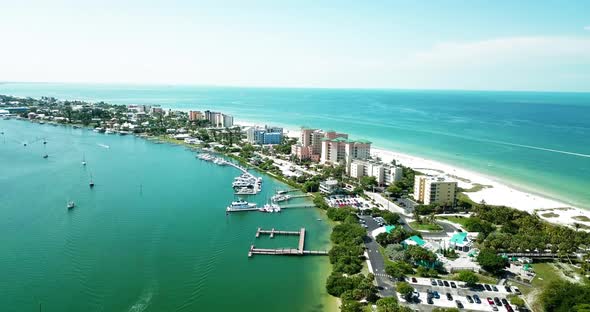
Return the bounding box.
[260,203,281,213]
[105,129,115,134]
[232,180,253,188]
[67,201,75,209]
[227,199,257,210]
[271,194,291,203]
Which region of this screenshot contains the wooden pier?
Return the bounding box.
[248,227,328,257]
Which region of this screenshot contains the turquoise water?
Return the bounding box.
[2,83,589,209]
[0,120,334,311]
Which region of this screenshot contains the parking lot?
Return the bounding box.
[404,277,519,312]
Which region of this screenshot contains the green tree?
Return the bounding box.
[456,270,479,286]
[386,184,403,198]
[476,249,508,275]
[360,176,377,190]
[340,300,364,312]
[508,295,525,307]
[396,282,414,301]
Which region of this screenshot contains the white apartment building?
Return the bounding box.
[413,175,457,205]
[349,159,403,185]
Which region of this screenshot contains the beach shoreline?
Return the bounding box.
[235,118,590,230]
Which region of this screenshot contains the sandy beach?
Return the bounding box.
[237,120,590,230]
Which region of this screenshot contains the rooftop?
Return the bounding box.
[450,232,469,244]
[405,235,426,246]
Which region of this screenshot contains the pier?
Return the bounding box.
[226,203,314,213]
[248,227,328,257]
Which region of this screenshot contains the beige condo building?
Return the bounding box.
[413,175,457,205]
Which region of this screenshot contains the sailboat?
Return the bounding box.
[82,153,86,166]
[89,173,95,188]
[42,141,48,158]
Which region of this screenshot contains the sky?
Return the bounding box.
[1,0,589,91]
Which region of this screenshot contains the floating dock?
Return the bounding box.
[248,227,328,257]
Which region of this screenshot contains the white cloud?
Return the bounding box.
[585,26,590,31]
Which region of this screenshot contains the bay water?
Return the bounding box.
[0,120,334,311]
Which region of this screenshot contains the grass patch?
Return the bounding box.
[459,183,491,193]
[409,221,443,232]
[573,215,590,222]
[450,272,498,285]
[440,216,471,227]
[378,245,396,267]
[531,263,563,290]
[541,212,560,218]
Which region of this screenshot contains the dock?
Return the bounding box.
[226,204,314,214]
[248,227,328,257]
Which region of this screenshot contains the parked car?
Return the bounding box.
[443,281,450,287]
[492,285,499,292]
[494,297,502,306]
[431,279,437,286]
[437,279,444,286]
[501,298,509,305]
[506,304,514,312]
[450,281,457,288]
[484,284,493,291]
[492,307,499,311]
[361,224,368,228]
[432,291,440,299]
[513,287,521,294]
[411,277,417,283]
[446,293,453,301]
[505,285,512,292]
[487,297,495,305]
[427,297,434,304]
[466,295,474,303]
[456,300,464,309]
[473,294,481,304]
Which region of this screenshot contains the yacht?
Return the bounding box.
[232,180,253,188]
[67,201,75,209]
[227,199,257,210]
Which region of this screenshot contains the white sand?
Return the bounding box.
[236,120,590,229]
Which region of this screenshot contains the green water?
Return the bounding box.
[0,120,335,312]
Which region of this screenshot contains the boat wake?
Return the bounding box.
[97,143,110,149]
[127,281,156,312]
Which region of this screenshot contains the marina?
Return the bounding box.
[197,153,262,194]
[248,227,328,257]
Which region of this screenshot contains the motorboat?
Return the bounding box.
[227,199,257,210]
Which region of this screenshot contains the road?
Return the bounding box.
[360,215,395,297]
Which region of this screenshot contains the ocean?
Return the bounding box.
[0,120,334,311]
[2,83,589,209]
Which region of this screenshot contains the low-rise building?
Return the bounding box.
[402,235,427,247]
[449,232,473,252]
[319,179,340,194]
[413,175,457,206]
